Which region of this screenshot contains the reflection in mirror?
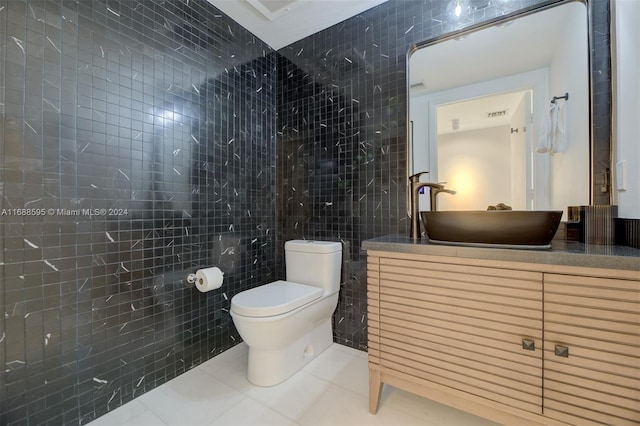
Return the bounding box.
[436,90,531,211]
[408,0,589,216]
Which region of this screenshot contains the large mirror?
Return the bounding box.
[408,0,590,215]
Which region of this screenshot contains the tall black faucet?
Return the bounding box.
[408,172,455,239]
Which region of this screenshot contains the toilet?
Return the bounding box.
[230,240,342,386]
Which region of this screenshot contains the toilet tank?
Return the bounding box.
[285,240,342,294]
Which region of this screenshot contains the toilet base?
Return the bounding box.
[247,317,332,386]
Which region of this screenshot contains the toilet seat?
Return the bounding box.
[231,280,323,318]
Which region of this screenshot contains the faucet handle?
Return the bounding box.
[409,171,430,182]
[422,182,445,190]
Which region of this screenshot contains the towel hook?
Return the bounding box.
[551,92,569,104]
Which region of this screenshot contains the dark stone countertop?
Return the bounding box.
[362,235,640,272]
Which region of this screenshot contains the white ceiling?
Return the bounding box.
[410,4,572,93]
[207,0,390,50]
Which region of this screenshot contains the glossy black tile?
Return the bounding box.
[1,0,276,424]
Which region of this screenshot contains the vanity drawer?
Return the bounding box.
[543,273,640,425]
[377,258,543,414]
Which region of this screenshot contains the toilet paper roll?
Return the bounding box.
[195,267,224,292]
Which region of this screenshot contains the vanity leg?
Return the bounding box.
[369,368,383,414]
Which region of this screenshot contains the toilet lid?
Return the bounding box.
[231,280,323,317]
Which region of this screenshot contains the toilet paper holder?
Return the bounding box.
[186,273,198,285]
[186,267,224,292]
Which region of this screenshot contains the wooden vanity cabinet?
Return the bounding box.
[367,252,546,424]
[367,250,640,426]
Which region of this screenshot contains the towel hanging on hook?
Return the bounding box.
[549,100,566,154]
[537,93,568,154]
[536,102,556,153]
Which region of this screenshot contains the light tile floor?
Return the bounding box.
[89,343,500,426]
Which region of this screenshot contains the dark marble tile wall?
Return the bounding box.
[0,0,276,424]
[276,0,611,351]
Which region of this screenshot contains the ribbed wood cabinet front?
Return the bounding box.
[543,273,640,425]
[374,255,543,414]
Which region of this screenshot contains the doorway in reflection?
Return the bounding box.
[436,89,532,211]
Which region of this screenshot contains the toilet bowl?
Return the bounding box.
[230,240,342,386]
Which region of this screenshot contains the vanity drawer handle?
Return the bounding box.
[555,345,569,358]
[522,339,535,351]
